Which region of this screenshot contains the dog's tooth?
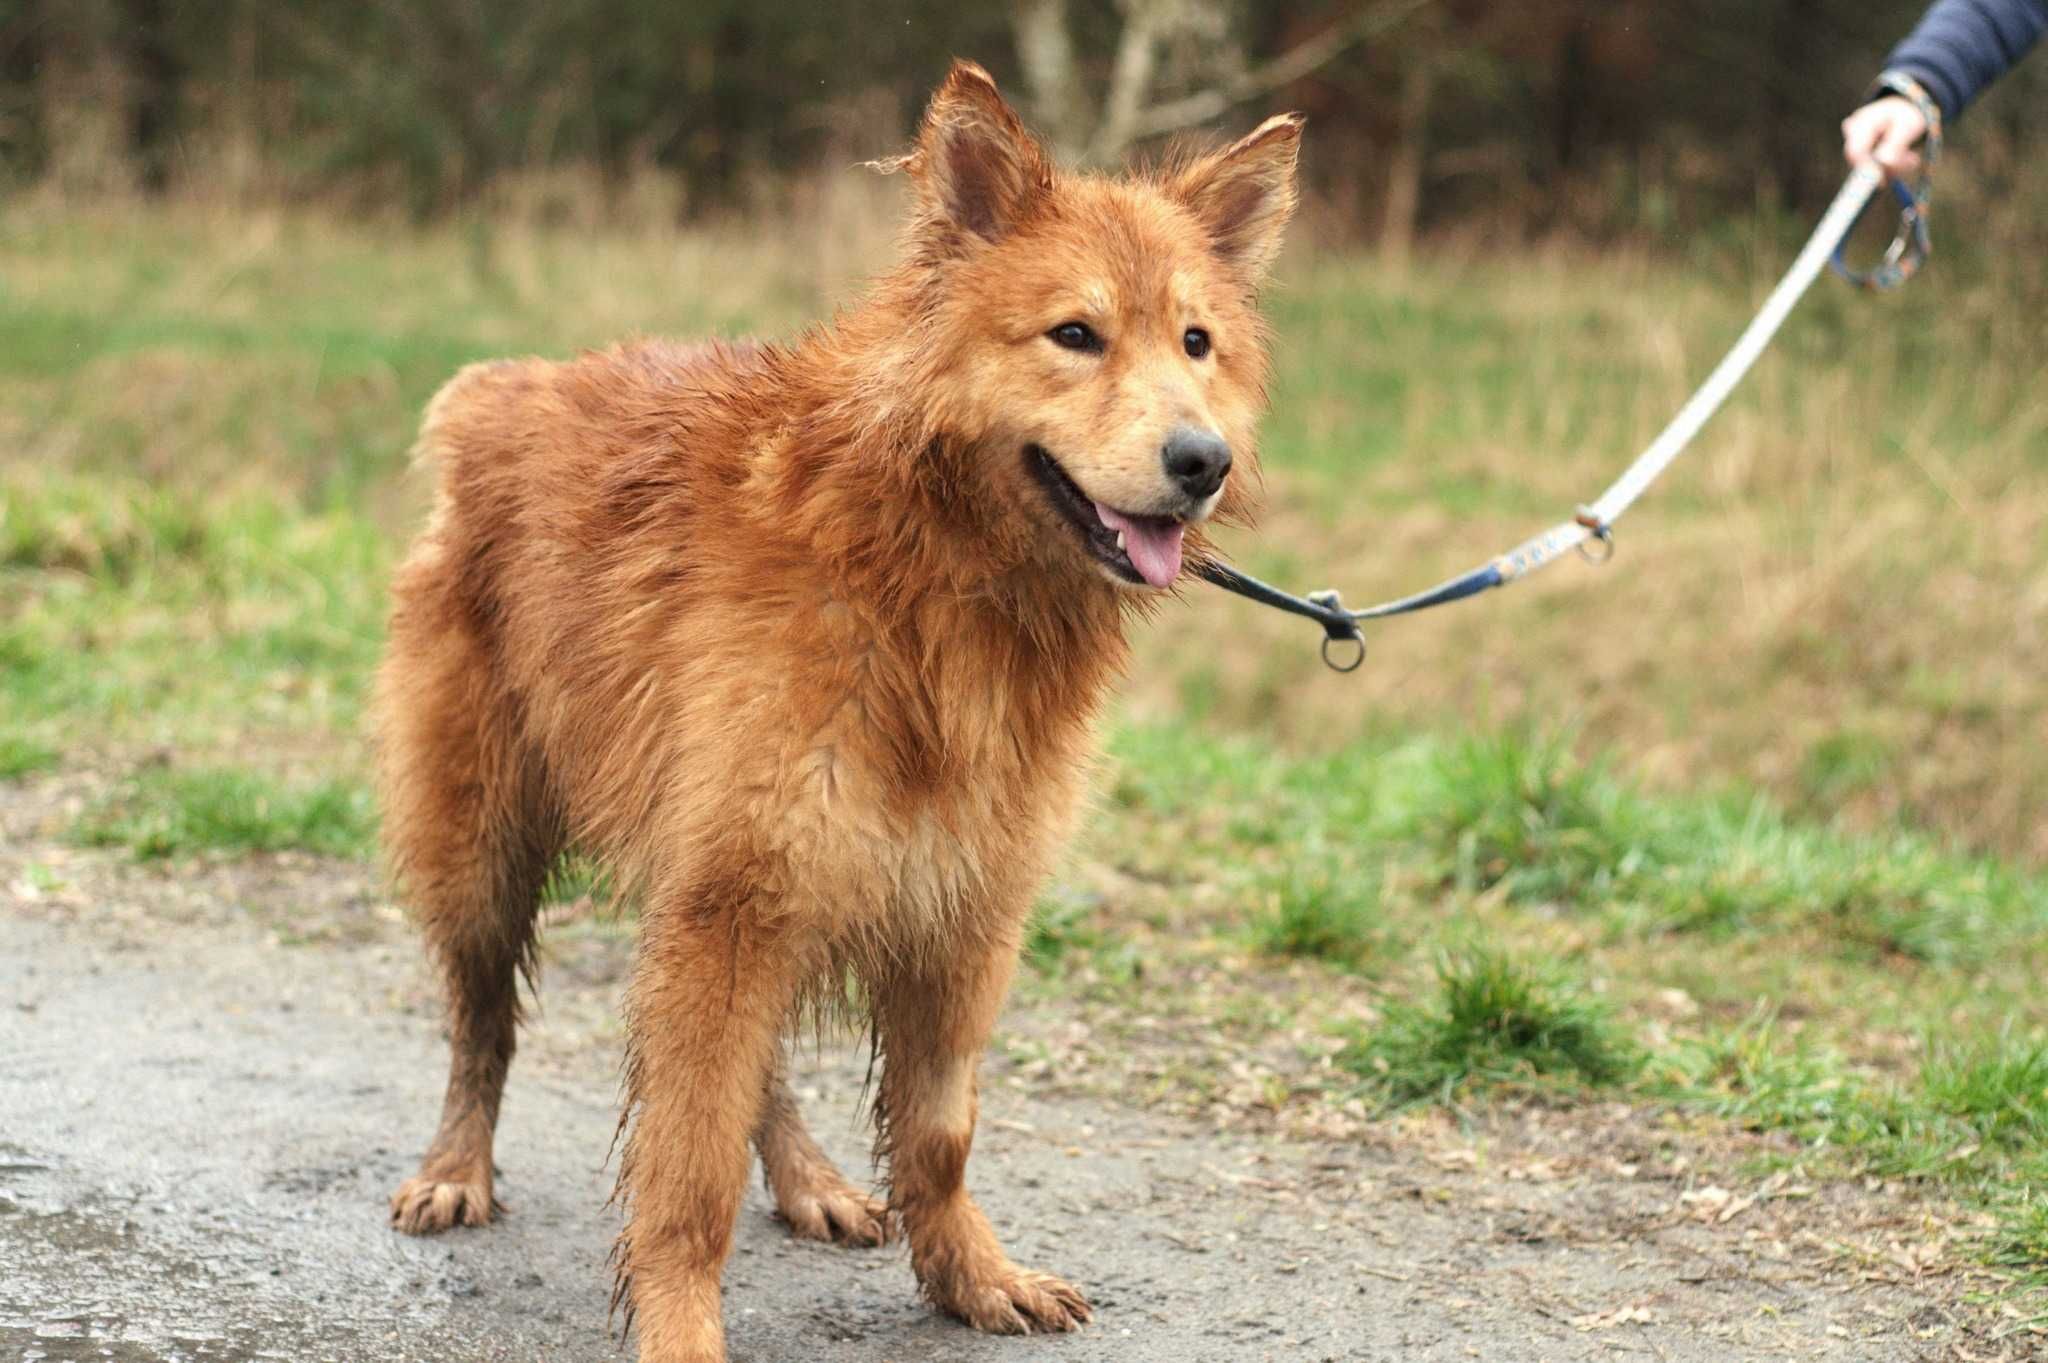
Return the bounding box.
[1115,530,1127,551]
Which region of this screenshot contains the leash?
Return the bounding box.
[1203,95,1939,673]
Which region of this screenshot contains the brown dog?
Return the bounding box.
[375,60,1299,1362]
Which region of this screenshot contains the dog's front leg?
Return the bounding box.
[617,899,809,1363]
[873,921,1092,1335]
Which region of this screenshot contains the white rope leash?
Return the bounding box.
[1584,165,1883,530]
[1197,165,1903,670]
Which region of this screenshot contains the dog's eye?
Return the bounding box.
[1183,328,1212,360]
[1048,322,1101,353]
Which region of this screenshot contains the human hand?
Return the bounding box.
[1841,95,1929,181]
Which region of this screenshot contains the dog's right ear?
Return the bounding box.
[884,60,1052,248]
[1168,112,1303,283]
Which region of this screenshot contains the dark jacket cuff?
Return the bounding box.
[1882,61,1964,118]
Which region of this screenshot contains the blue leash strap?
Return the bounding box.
[1206,152,1935,672]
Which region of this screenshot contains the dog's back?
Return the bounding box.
[383,337,782,855]
[405,336,769,639]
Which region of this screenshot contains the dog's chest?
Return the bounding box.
[763,604,1090,928]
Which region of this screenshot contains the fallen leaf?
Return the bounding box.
[1571,1304,1656,1331]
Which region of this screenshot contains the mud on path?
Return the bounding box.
[0,779,2008,1363]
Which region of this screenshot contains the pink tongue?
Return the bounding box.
[1093,503,1185,588]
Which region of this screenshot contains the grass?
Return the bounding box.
[1090,720,2048,1289]
[0,736,58,780]
[1992,1194,2048,1295]
[1245,847,1384,970]
[1339,950,1640,1105]
[543,855,617,908]
[1405,730,1659,903]
[1025,888,1143,984]
[1649,1007,1853,1130]
[3,191,2044,1298]
[71,768,376,860]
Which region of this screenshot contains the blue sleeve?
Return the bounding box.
[1883,0,2047,117]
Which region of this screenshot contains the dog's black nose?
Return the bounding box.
[1162,427,1231,501]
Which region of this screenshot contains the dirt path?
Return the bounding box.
[0,784,1997,1362]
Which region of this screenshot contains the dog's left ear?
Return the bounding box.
[900,59,1052,246]
[1170,113,1303,282]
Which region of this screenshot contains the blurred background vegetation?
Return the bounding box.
[4,0,2044,241]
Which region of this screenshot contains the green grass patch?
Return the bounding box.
[1989,1185,2048,1293]
[72,768,375,860]
[1844,1036,2048,1179]
[1121,724,2044,967]
[1398,730,1664,903]
[1246,849,1383,970]
[1025,889,1098,970]
[1652,1024,2048,1286]
[1,471,387,750]
[1,473,213,580]
[0,736,58,780]
[1024,888,1140,983]
[1647,1008,1851,1131]
[1339,951,1640,1105]
[1796,730,1894,809]
[542,854,616,907]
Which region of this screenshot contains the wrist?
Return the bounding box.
[1867,70,1945,159]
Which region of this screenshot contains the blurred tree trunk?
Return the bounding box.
[1014,0,1430,168]
[1012,0,1092,160]
[1762,0,1819,208]
[1086,0,1180,164]
[119,0,180,194]
[1379,55,1430,263]
[1552,19,1587,176]
[221,0,260,203]
[0,0,45,181]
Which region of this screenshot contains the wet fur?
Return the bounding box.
[375,61,1299,1362]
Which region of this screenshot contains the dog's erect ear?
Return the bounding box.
[902,60,1052,245]
[1170,113,1303,282]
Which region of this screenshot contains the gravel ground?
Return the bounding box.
[0,780,2008,1363]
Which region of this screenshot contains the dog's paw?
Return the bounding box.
[935,1264,1092,1335]
[774,1176,891,1248]
[389,1174,497,1234]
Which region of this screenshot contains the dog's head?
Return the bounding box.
[886,61,1300,592]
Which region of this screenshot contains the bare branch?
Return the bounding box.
[1121,0,1433,146]
[1086,0,1176,164]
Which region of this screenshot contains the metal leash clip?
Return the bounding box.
[1307,590,1366,672]
[1572,507,1614,565]
[1830,69,1941,293]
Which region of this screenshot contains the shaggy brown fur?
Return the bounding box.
[375,61,1299,1362]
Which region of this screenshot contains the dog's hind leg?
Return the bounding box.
[754,1056,890,1247]
[378,579,561,1235]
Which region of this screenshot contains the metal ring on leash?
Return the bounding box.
[1572,508,1614,565]
[1320,633,1366,673]
[1307,590,1366,672]
[1830,176,1931,291]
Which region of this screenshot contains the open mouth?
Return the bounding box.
[1026,444,1188,589]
